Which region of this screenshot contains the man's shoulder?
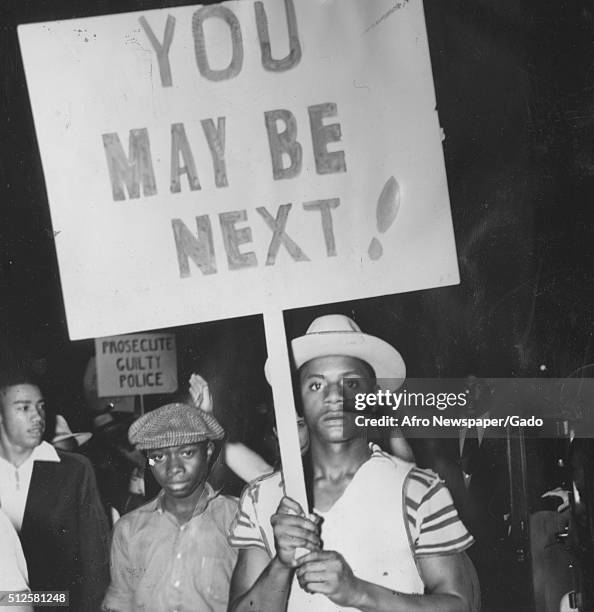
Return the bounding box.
[113,497,160,535]
[212,492,239,511]
[234,471,284,521]
[365,448,446,507]
[403,465,446,506]
[55,449,93,471]
[209,493,240,525]
[369,444,415,471]
[241,470,284,504]
[405,465,442,488]
[37,449,94,481]
[228,473,281,553]
[365,445,420,488]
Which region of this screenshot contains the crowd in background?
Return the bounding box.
[1,318,592,612]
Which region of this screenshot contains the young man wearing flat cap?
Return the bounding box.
[229,314,480,612]
[102,402,238,612]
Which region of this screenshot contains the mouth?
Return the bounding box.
[322,414,344,425]
[166,481,190,490]
[28,427,44,436]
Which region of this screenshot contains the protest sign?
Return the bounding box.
[19,0,458,509]
[18,0,457,339]
[94,332,178,397]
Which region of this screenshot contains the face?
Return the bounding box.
[296,415,310,454]
[299,355,376,443]
[147,442,212,499]
[274,414,310,454]
[0,384,46,451]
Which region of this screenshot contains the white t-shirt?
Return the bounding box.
[229,445,473,611]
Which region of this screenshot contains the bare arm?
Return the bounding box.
[225,442,273,483]
[355,552,479,612]
[229,496,321,612]
[229,548,294,612]
[297,551,479,612]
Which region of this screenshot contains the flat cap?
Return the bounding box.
[128,403,225,450]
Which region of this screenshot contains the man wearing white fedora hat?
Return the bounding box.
[229,314,479,612]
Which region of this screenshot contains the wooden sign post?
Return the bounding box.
[263,308,308,510]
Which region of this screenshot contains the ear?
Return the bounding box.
[206,441,214,461]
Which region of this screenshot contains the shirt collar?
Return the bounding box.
[149,482,217,517]
[0,441,60,469]
[31,441,61,463]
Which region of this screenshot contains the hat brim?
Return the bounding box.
[291,331,406,391]
[52,432,92,446]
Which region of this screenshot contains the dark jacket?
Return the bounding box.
[19,450,110,611]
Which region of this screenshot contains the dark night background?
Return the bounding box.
[1,0,592,417]
[1,2,594,610]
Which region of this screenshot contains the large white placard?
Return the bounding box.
[18,0,458,341]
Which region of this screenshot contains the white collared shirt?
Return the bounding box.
[0,441,60,532]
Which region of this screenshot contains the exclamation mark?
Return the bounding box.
[368,176,400,260]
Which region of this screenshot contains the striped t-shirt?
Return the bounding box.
[228,444,474,558]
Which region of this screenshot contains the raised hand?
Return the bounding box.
[188,373,213,413]
[270,497,321,568]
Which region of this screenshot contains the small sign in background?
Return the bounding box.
[94,333,177,397]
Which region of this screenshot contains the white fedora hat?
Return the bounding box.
[52,414,92,447]
[268,314,405,391]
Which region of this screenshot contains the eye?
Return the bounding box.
[180,449,195,458]
[148,453,165,465]
[344,379,360,389]
[309,381,322,391]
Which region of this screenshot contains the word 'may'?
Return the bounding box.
[102,103,346,201]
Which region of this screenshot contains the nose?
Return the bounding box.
[166,454,184,476]
[31,406,44,424]
[324,381,342,407]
